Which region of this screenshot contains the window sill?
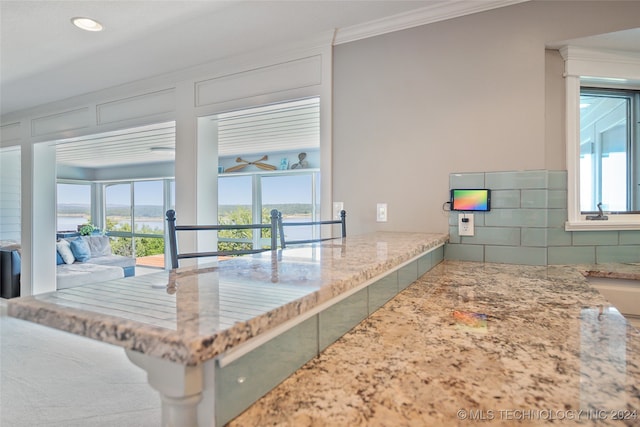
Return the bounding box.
[565,217,640,231]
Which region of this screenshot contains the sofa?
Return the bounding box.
[0,235,135,298]
[0,242,21,299]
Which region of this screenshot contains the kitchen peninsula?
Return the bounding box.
[231,261,640,427]
[8,232,447,427]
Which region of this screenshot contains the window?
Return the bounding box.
[218,175,255,251]
[579,89,639,213]
[262,173,318,242]
[214,97,322,249]
[105,180,171,260]
[218,171,320,251]
[560,44,640,230]
[57,183,91,232]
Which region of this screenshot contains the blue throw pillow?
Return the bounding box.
[56,250,64,265]
[69,237,91,262]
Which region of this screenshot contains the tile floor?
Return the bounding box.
[0,299,161,426]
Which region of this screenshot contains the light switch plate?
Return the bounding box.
[377,203,388,222]
[333,202,344,219]
[458,213,474,236]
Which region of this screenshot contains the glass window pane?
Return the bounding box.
[579,93,629,212]
[601,125,627,211]
[109,236,132,257]
[57,183,91,232]
[134,180,163,235]
[169,180,175,211]
[262,174,314,241]
[106,183,131,232]
[218,176,254,251]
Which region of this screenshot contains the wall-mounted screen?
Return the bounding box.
[450,189,491,212]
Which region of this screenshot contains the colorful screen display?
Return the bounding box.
[450,189,491,211]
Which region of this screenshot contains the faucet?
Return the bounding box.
[586,202,608,220]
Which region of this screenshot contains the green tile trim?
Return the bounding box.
[572,231,619,246]
[448,226,461,244]
[546,228,572,246]
[521,228,547,247]
[461,227,520,246]
[368,272,398,315]
[491,190,520,209]
[547,190,567,209]
[446,170,640,265]
[485,245,546,265]
[215,315,319,426]
[548,246,595,265]
[319,287,369,351]
[547,209,568,227]
[485,209,547,227]
[620,231,640,245]
[596,246,640,263]
[548,171,567,189]
[398,261,418,290]
[485,170,547,190]
[417,252,433,277]
[445,244,484,262]
[432,246,444,264]
[521,189,548,208]
[450,173,485,189]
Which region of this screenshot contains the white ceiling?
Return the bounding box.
[1,0,472,116]
[547,27,640,53]
[2,0,532,169]
[2,1,638,170]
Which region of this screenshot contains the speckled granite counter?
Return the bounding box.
[7,232,448,426]
[577,262,640,281]
[229,261,640,427]
[7,232,447,365]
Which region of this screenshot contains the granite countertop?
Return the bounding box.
[230,261,640,427]
[7,232,448,366]
[576,262,640,281]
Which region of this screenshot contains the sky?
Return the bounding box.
[58,173,315,207]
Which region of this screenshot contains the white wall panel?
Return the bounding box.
[195,56,322,107]
[0,148,21,242]
[1,122,21,146]
[31,108,90,137]
[97,89,176,125]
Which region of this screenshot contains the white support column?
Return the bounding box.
[196,116,218,260]
[125,349,207,427]
[21,140,57,296]
[174,81,199,266]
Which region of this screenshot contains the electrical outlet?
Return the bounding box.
[377,203,388,222]
[458,213,474,236]
[333,202,344,219]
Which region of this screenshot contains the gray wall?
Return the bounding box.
[332,1,640,236]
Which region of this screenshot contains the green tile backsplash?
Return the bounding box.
[491,190,521,209]
[445,170,640,265]
[450,173,485,189]
[485,170,548,190]
[521,189,548,208]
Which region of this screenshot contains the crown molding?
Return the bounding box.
[333,0,530,45]
[560,46,640,64]
[560,46,640,81]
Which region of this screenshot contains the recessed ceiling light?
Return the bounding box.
[71,17,104,32]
